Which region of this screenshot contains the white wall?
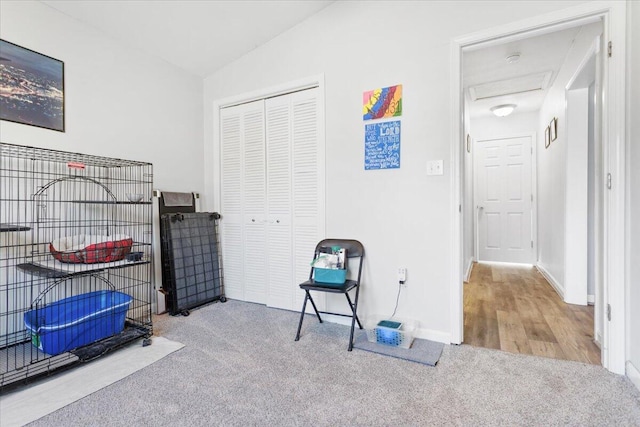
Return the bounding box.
[202,0,591,341]
[0,1,204,194]
[587,82,596,299]
[1,1,204,296]
[564,88,589,304]
[627,0,640,384]
[472,111,539,140]
[537,22,602,300]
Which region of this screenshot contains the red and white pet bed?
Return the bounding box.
[49,234,133,264]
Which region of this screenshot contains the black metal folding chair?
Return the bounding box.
[294,239,365,351]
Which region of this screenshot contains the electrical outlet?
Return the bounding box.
[426,160,444,176]
[398,267,407,283]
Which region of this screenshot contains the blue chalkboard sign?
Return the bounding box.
[364,120,401,170]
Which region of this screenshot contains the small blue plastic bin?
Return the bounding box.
[314,268,347,284]
[365,316,416,349]
[24,290,132,355]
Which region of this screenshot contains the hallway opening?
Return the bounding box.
[459,18,605,365]
[463,262,600,364]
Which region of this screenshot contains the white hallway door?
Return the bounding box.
[475,135,534,264]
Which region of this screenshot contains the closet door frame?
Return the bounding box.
[212,74,326,308]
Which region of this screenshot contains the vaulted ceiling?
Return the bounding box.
[42,0,334,77]
[40,0,600,117]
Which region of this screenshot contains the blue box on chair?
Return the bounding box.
[314,268,347,284]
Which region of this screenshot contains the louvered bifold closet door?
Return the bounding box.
[220,100,266,303]
[290,88,324,311]
[242,102,267,304]
[265,96,293,310]
[265,88,323,311]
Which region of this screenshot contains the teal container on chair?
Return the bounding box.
[313,267,347,284]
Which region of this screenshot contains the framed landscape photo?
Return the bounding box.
[0,39,65,132]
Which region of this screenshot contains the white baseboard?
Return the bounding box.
[626,361,640,392]
[536,263,564,299]
[322,313,356,326]
[587,294,595,304]
[414,327,451,344]
[464,258,475,283]
[322,314,451,344]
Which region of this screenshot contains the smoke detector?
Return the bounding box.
[506,53,521,64]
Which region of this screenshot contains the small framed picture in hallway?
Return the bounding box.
[545,126,551,148]
[550,117,557,141]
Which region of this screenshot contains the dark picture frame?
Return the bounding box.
[0,39,65,132]
[545,126,551,149]
[550,117,557,141]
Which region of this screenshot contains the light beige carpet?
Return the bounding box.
[0,336,183,427]
[16,301,640,426]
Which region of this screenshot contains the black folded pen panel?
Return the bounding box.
[160,212,225,315]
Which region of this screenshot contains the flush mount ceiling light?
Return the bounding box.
[506,53,521,64]
[490,104,517,117]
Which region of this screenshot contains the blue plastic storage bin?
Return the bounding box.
[314,268,347,284]
[24,290,132,355]
[364,316,416,349]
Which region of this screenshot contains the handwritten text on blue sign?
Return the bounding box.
[365,120,401,170]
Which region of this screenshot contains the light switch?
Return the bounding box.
[426,160,444,176]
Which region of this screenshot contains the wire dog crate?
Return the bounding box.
[0,142,154,388]
[160,212,225,315]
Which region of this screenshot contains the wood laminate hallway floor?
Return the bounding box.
[463,262,601,365]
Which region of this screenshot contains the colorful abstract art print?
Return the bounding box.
[363,84,402,121]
